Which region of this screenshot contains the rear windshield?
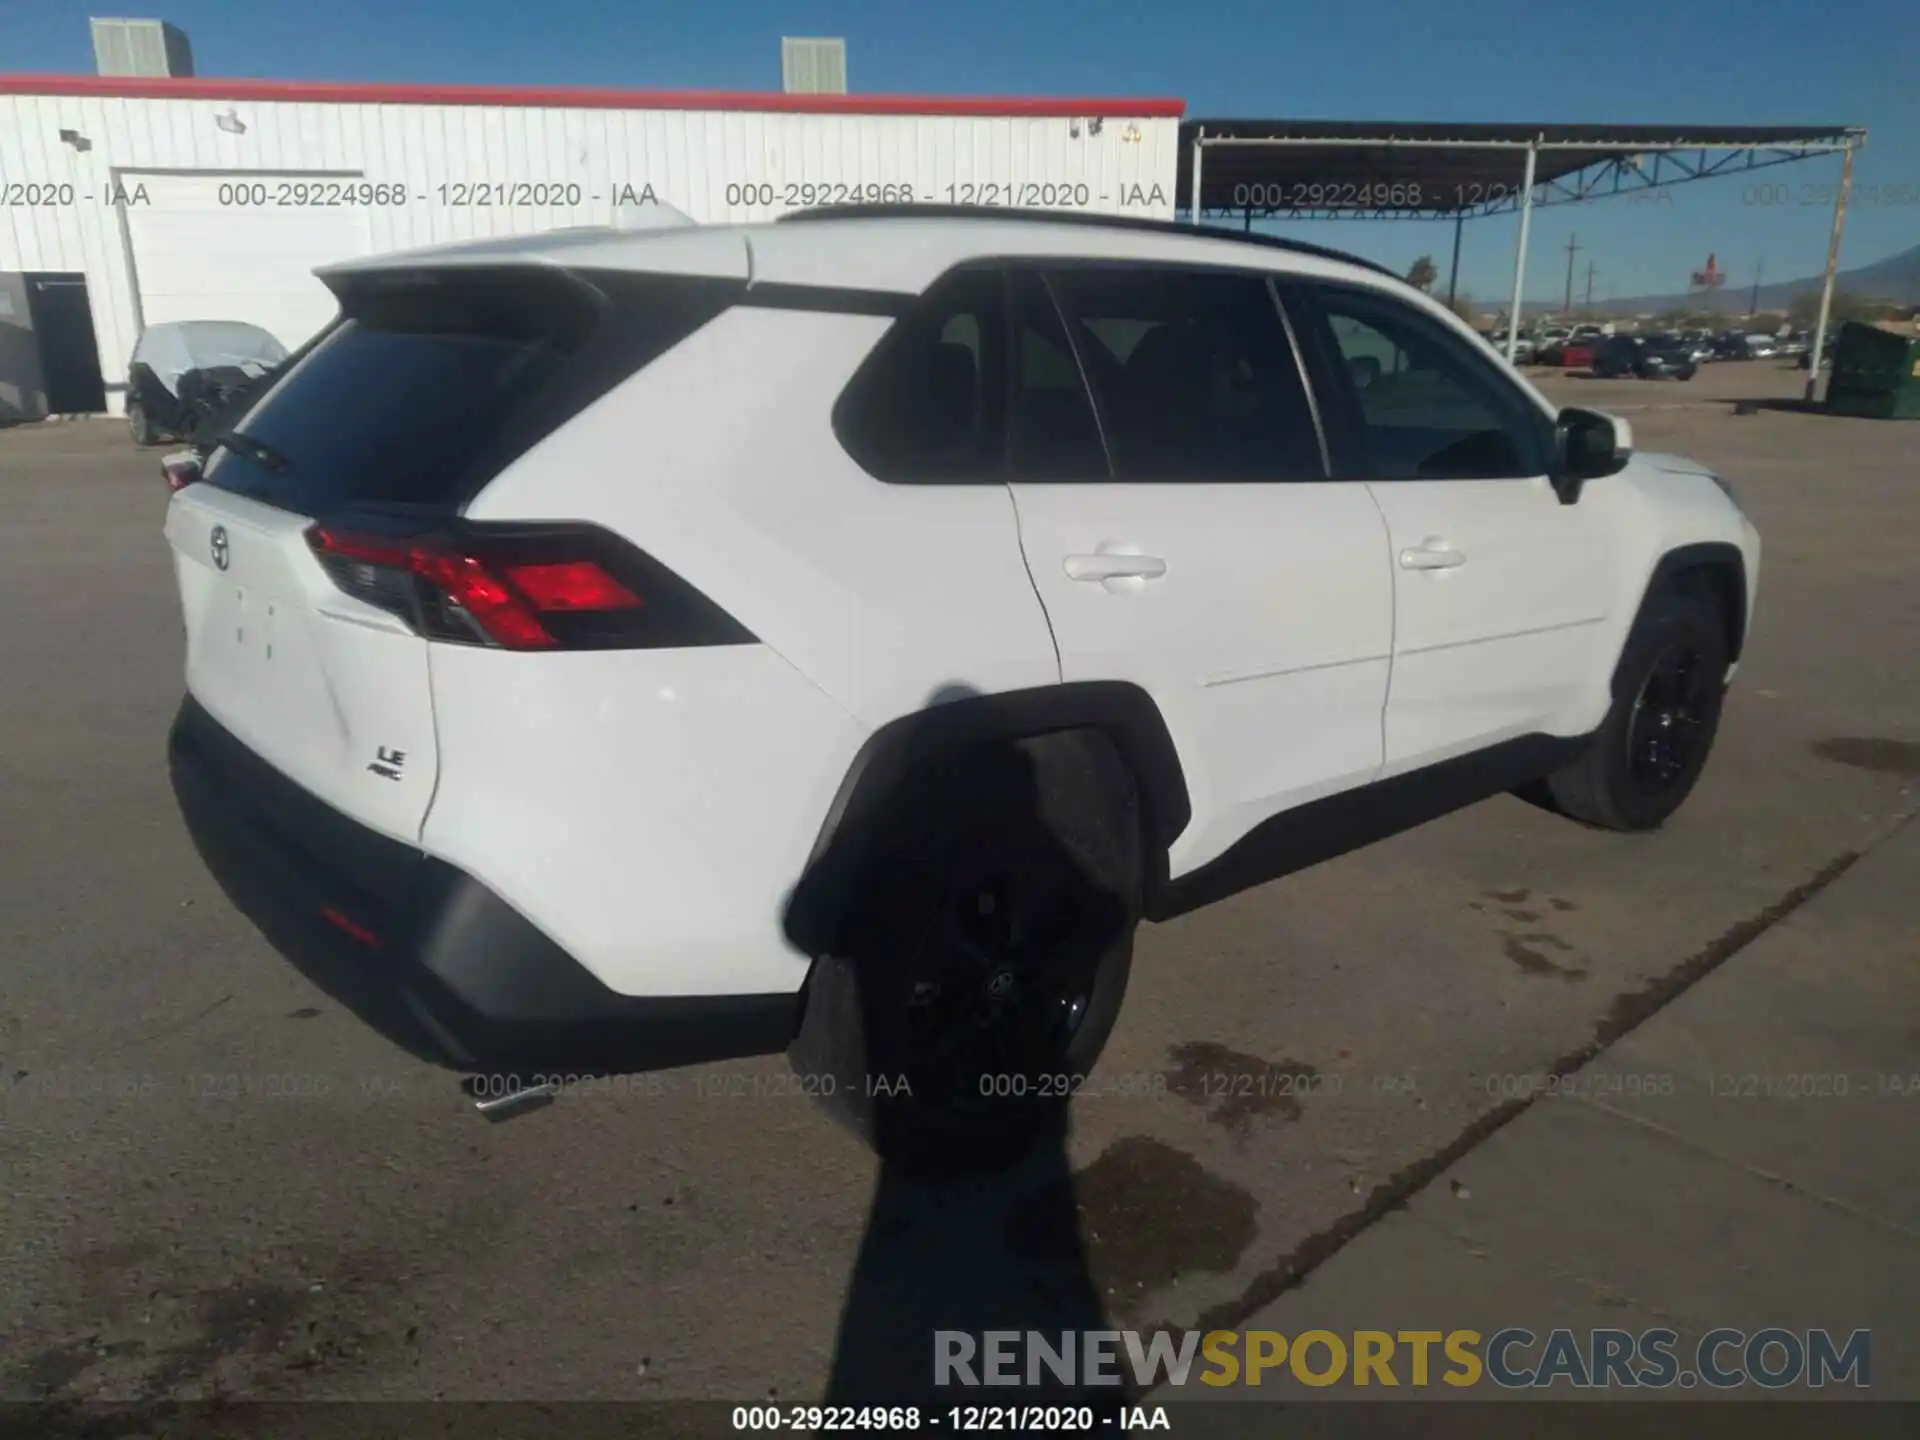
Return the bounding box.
[201,268,732,515]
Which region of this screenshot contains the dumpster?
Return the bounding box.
[1824,319,1920,419]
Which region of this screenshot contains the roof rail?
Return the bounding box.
[774,203,1399,280]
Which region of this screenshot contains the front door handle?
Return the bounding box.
[1399,541,1466,571]
[1064,553,1168,583]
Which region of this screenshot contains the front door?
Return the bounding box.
[1288,280,1621,776]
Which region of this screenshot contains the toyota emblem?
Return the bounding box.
[209,524,230,571]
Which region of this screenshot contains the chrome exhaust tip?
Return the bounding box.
[467,1079,559,1123]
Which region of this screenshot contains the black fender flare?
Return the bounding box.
[1610,541,1748,699]
[781,682,1190,956]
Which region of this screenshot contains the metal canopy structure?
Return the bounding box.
[1178,119,1868,398]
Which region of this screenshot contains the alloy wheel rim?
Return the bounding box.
[1624,640,1718,793]
[898,858,1103,1106]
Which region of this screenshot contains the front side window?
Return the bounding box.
[1306,284,1552,480]
[1045,266,1325,483]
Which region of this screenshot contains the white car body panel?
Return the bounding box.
[466,304,1062,728]
[421,643,865,997]
[164,483,440,845]
[1365,471,1626,771]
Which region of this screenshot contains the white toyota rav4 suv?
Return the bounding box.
[164,206,1759,1164]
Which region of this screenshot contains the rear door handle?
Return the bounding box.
[1399,541,1466,571]
[1063,553,1168,583]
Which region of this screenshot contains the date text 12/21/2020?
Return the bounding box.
[183,179,1171,210]
[3,177,1173,211]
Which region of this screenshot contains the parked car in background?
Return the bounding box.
[1798,334,1839,370]
[1592,333,1699,381]
[1712,333,1759,361]
[1744,333,1780,359]
[127,321,290,447]
[1776,332,1809,357]
[1538,334,1601,369]
[1483,331,1537,364]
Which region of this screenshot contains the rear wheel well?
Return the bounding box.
[782,689,1182,959]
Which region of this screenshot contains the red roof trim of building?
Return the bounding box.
[0,75,1186,117]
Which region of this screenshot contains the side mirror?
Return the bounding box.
[161,450,202,493]
[1550,407,1630,503]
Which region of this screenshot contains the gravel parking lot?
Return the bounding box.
[2,359,1915,1414]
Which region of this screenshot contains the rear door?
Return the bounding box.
[164,262,740,843]
[1004,263,1395,877]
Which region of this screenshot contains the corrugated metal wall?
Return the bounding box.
[0,93,1180,409]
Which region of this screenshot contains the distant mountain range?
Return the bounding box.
[1521,241,1920,317]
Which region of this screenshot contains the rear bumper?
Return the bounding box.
[168,695,799,1077]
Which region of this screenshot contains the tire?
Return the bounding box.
[788,732,1142,1172]
[1544,591,1730,831]
[127,399,158,447]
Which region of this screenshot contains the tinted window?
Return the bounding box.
[1310,285,1551,480]
[834,267,1006,484]
[203,269,725,513]
[1008,270,1108,481]
[1046,266,1325,482]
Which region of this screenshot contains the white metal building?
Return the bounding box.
[0,75,1183,416]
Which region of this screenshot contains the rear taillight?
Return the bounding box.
[162,452,202,492]
[304,523,754,652]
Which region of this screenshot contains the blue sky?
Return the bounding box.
[11,0,1918,302]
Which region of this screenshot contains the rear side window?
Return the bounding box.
[202,268,734,514]
[1046,266,1325,483]
[1008,269,1108,482]
[833,267,1007,484]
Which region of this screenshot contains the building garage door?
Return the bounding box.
[126,173,373,353]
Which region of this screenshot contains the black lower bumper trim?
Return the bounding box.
[168,695,799,1076]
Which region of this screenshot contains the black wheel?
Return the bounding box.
[127,399,158,447]
[789,736,1141,1172]
[1544,592,1729,831]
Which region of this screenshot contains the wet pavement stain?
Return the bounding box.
[1811,737,1920,775]
[1549,897,1578,913]
[1170,848,1868,1344]
[1,1247,407,1404]
[1005,1136,1258,1314]
[1163,1041,1321,1140]
[1504,908,1542,922]
[1487,888,1531,904]
[1501,932,1589,982]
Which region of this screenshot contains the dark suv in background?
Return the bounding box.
[1592,333,1699,381]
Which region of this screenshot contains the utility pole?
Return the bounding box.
[1585,260,1597,310]
[1749,259,1764,317]
[1563,233,1582,316]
